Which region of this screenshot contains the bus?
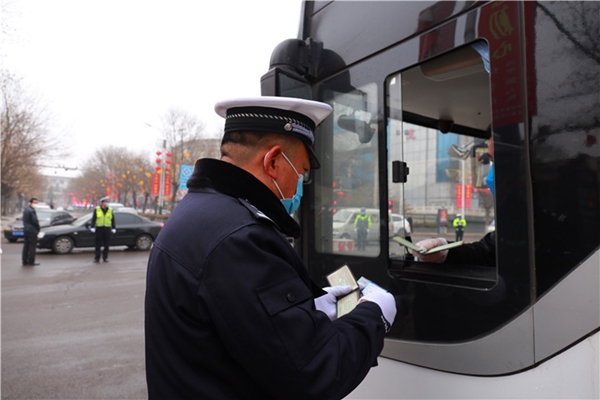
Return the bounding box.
[261,1,599,398]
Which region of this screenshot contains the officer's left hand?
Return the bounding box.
[314,285,353,320]
[111,229,116,234]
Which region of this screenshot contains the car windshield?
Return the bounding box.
[73,214,93,226]
[36,211,54,224]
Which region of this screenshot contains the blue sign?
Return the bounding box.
[179,164,194,189]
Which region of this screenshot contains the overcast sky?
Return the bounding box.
[2,0,302,176]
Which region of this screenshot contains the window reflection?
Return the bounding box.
[314,83,380,256]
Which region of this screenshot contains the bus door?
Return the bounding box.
[263,1,539,376]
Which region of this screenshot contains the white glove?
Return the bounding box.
[314,285,353,320]
[90,227,96,233]
[359,291,397,330]
[411,238,449,263]
[111,229,116,234]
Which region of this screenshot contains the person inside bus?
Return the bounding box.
[144,96,397,399]
[411,136,495,267]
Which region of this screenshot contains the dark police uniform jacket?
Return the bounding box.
[145,159,388,400]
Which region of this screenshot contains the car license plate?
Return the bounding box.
[13,231,24,236]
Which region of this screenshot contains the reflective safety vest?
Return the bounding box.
[95,207,113,227]
[354,213,372,229]
[453,217,467,230]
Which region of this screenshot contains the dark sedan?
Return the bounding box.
[4,210,76,242]
[37,211,164,254]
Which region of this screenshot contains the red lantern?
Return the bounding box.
[156,150,162,156]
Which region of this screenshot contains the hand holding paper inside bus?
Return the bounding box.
[392,236,463,254]
[325,265,395,324]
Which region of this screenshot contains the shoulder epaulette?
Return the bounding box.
[238,198,280,229]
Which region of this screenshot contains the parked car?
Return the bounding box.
[37,211,164,254]
[332,208,382,241]
[107,202,126,210]
[115,207,138,214]
[332,208,413,241]
[4,210,76,242]
[390,213,412,236]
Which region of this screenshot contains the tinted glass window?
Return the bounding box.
[313,83,381,257]
[116,214,138,225]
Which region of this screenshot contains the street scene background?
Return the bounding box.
[1,211,148,399]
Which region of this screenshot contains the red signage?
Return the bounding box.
[479,1,537,126]
[164,173,172,197]
[456,184,474,209]
[152,173,160,196]
[439,209,448,224]
[466,184,473,209]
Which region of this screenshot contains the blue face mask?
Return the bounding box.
[272,152,304,214]
[486,163,495,197]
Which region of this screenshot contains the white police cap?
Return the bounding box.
[215,96,332,168]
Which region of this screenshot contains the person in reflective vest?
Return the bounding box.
[354,207,372,251]
[453,214,467,241]
[90,197,116,263]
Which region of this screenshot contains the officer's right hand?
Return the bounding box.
[359,291,397,329]
[90,227,96,233]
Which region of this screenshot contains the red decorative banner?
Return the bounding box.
[152,173,160,197]
[479,1,537,126]
[164,173,172,197]
[465,184,473,209]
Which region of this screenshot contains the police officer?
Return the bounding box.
[453,213,467,241]
[90,197,116,263]
[354,207,372,251]
[144,96,397,399]
[22,197,40,266]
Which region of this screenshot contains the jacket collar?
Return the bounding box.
[186,158,301,238]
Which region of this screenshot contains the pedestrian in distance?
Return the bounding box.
[144,96,397,399]
[22,197,40,266]
[90,197,116,263]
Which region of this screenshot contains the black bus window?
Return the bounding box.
[314,83,381,256]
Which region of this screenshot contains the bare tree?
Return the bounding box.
[159,108,220,209]
[1,71,64,215]
[69,146,153,209]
